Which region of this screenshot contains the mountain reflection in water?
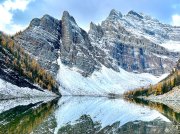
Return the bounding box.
[0,97,179,134]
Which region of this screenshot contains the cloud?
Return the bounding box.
[172,14,180,26]
[0,0,33,35]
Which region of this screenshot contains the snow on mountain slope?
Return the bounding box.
[159,41,180,52]
[54,97,170,133]
[57,58,168,96]
[0,78,57,99]
[89,10,179,75]
[12,10,179,97]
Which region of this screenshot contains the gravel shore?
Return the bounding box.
[139,86,180,113]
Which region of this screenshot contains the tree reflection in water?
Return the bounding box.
[0,97,179,134]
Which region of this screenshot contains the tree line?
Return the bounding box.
[0,33,58,92]
[124,68,180,98]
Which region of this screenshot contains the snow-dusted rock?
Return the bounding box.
[14,15,60,77]
[11,9,180,96]
[60,11,101,76]
[57,58,168,96]
[89,9,180,75]
[0,78,57,100]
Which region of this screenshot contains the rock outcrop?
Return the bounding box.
[89,9,180,75]
[15,15,61,77]
[60,11,101,76]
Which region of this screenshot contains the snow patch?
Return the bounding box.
[57,59,168,96]
[0,78,57,99]
[153,53,170,59]
[159,41,180,52]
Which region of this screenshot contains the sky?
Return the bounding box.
[0,0,180,35]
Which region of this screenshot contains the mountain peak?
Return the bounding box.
[90,22,97,29]
[62,11,77,24]
[29,18,40,27]
[127,10,143,19]
[29,14,57,27]
[62,11,70,18]
[108,9,122,19]
[42,14,54,20]
[89,22,102,32]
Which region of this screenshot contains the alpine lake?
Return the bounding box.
[0,96,179,134]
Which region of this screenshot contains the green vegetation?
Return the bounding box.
[124,67,180,98]
[0,33,58,92]
[0,99,58,134]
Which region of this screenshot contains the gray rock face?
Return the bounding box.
[15,10,180,77]
[108,9,123,19]
[168,27,180,41]
[127,10,144,19]
[60,11,102,76]
[89,9,180,75]
[15,15,61,77]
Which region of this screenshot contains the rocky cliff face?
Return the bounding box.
[12,9,180,95]
[15,9,180,78]
[89,9,180,75]
[60,11,120,76]
[60,11,101,76]
[15,15,61,77]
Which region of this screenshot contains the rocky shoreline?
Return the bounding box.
[139,86,180,113]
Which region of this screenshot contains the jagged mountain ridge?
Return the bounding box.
[89,9,180,75]
[13,9,180,95]
[15,9,180,77]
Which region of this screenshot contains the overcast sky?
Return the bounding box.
[0,0,180,34]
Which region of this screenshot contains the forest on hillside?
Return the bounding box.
[0,33,58,92]
[124,67,180,98]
